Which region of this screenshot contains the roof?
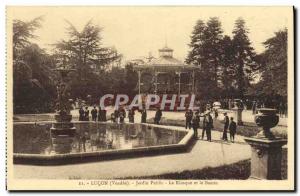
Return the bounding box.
[132,46,199,71]
[133,57,199,71]
[150,56,183,66]
[158,46,173,52]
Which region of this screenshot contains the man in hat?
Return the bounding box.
[79,106,84,121]
[229,117,237,143]
[202,111,207,140]
[113,108,119,123]
[141,108,147,123]
[119,107,126,123]
[91,106,98,122]
[206,111,213,142]
[185,109,193,130]
[192,112,200,138]
[222,112,229,141]
[84,106,90,121]
[154,107,162,124]
[128,108,135,123]
[98,106,107,122]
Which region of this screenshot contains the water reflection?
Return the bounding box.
[14,123,187,155]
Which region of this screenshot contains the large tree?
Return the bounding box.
[54,20,122,100]
[202,17,224,93]
[13,16,43,59]
[232,17,257,98]
[219,35,236,97]
[186,18,224,99]
[185,20,206,66]
[13,17,56,114]
[258,29,288,98]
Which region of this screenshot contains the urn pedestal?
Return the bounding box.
[232,107,243,125]
[244,108,287,180]
[244,137,287,179]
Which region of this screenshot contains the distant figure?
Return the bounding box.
[111,112,116,123]
[113,109,119,123]
[79,107,84,121]
[202,113,207,140]
[229,117,237,143]
[98,107,107,122]
[222,112,229,141]
[204,112,213,142]
[284,102,287,117]
[141,108,147,123]
[84,106,89,121]
[279,102,285,118]
[91,106,98,121]
[185,109,193,130]
[119,107,126,123]
[79,132,87,152]
[214,109,218,119]
[154,108,162,124]
[192,112,200,139]
[128,108,135,123]
[252,101,257,115]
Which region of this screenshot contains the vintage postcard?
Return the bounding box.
[6,6,294,191]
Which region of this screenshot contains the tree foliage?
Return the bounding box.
[13,17,57,114]
[232,17,257,98]
[186,17,259,99]
[186,18,225,99]
[53,20,122,101]
[256,29,287,97]
[13,16,288,113]
[219,35,236,97]
[13,16,43,58]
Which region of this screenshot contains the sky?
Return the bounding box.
[8,6,292,62]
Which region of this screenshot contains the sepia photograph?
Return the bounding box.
[6,6,294,191]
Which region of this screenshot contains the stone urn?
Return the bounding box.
[254,108,279,139]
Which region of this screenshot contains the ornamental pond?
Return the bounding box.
[13,122,193,165]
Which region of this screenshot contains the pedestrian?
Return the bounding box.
[119,107,126,123]
[141,108,147,123]
[79,132,87,152]
[229,117,237,143]
[79,106,84,121]
[102,108,107,121]
[97,106,102,121]
[114,109,119,123]
[222,112,229,141]
[192,112,200,139]
[202,112,207,140]
[128,108,135,123]
[84,106,89,121]
[279,102,285,118]
[214,109,218,119]
[91,106,98,122]
[252,101,257,115]
[99,107,107,122]
[206,111,213,142]
[154,107,162,124]
[185,109,193,129]
[284,102,287,117]
[111,112,116,123]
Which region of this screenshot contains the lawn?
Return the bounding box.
[124,160,251,180]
